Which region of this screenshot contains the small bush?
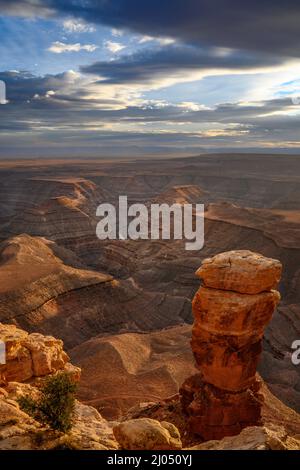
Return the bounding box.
[18,372,77,433]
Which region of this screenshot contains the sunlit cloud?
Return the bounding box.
[105,41,126,54]
[63,19,96,34]
[48,41,98,54]
[138,35,176,46]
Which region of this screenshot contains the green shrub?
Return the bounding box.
[18,372,77,433]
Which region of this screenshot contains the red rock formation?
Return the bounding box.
[0,323,80,385]
[180,250,282,441]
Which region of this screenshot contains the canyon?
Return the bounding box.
[0,272,300,449]
[0,152,299,431]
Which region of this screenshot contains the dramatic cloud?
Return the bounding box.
[0,70,91,103]
[81,44,285,85]
[1,1,300,156]
[48,41,98,53]
[1,69,300,157]
[2,1,300,57]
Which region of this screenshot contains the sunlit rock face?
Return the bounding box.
[0,323,80,385]
[195,250,282,294]
[180,250,282,441]
[0,323,118,450]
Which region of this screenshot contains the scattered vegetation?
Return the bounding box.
[18,372,77,433]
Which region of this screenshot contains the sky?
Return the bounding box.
[0,0,300,157]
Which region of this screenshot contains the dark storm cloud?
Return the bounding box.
[0,71,61,103]
[0,70,103,107]
[81,45,282,84]
[2,0,300,57]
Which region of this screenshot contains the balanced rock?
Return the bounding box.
[196,250,282,294]
[113,418,182,450]
[180,250,282,440]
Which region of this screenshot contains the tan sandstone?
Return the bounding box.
[113,418,182,450]
[0,323,78,385]
[189,425,300,450]
[196,250,282,294]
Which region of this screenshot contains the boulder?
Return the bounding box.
[113,418,182,450]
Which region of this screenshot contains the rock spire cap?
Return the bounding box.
[196,250,282,294]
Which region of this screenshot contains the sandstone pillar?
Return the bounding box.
[180,250,282,440]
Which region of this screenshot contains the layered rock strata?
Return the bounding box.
[180,250,282,440]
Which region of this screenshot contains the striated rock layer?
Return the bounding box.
[180,250,282,440]
[0,235,192,349]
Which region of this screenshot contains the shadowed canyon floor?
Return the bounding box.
[70,324,196,420]
[0,153,299,417]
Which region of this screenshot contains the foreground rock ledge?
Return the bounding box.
[180,250,282,441]
[189,425,300,450]
[0,323,119,450]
